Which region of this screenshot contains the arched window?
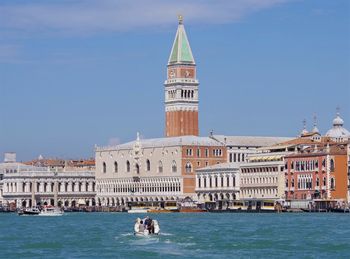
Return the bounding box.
[146,159,151,171]
[185,162,192,173]
[330,159,335,172]
[331,178,335,189]
[172,160,177,173]
[114,161,118,173]
[158,161,163,173]
[126,160,130,172]
[316,178,319,186]
[135,163,140,174]
[323,177,326,186]
[102,162,106,173]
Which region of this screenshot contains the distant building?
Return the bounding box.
[240,153,287,204]
[0,153,96,208]
[165,15,199,137]
[195,162,240,208]
[211,135,292,163]
[239,134,338,207]
[285,144,348,202]
[95,134,226,206]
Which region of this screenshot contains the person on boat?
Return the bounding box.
[139,220,145,232]
[144,216,153,233]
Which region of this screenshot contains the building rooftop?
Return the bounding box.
[97,135,223,151]
[196,162,240,172]
[212,135,292,147]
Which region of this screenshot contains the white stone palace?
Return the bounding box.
[95,134,226,206]
[0,153,96,208]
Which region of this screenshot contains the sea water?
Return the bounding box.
[0,212,349,258]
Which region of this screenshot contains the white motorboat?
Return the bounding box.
[38,207,64,216]
[128,208,149,214]
[134,218,160,236]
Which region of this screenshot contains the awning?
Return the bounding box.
[78,199,86,205]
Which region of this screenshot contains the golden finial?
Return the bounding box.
[178,14,183,24]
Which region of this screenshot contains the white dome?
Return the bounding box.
[326,112,350,140]
[333,115,344,126]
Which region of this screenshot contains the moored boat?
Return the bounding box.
[18,207,41,216]
[38,206,64,216]
[127,208,149,213]
[179,207,206,213]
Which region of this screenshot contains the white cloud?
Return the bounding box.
[0,0,291,35]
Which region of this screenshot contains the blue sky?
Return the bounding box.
[0,0,349,161]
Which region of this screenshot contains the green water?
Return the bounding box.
[0,212,349,258]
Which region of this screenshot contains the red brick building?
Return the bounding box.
[285,144,348,201]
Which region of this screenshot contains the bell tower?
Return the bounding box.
[165,15,199,137]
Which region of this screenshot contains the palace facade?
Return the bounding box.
[95,135,226,206]
[0,153,96,208]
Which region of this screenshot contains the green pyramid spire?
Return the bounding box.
[168,15,195,64]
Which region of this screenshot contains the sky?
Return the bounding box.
[0,0,349,161]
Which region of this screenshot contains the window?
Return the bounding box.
[291,179,294,187]
[205,149,209,157]
[185,162,192,173]
[215,177,218,187]
[323,177,326,186]
[146,159,151,171]
[135,163,140,174]
[286,179,288,188]
[316,178,319,186]
[233,153,236,162]
[330,159,335,172]
[331,178,335,189]
[198,178,201,188]
[158,161,163,173]
[186,149,193,156]
[102,162,106,173]
[126,161,130,172]
[197,148,201,157]
[114,161,118,173]
[227,176,230,187]
[172,160,177,173]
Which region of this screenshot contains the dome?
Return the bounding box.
[333,114,344,126]
[326,111,350,141]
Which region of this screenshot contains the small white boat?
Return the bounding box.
[38,207,64,216]
[128,208,149,214]
[134,218,160,236]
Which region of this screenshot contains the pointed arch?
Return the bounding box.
[172,160,177,173]
[114,161,118,173]
[185,162,192,173]
[158,161,163,173]
[126,160,130,172]
[102,162,106,173]
[146,159,151,171]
